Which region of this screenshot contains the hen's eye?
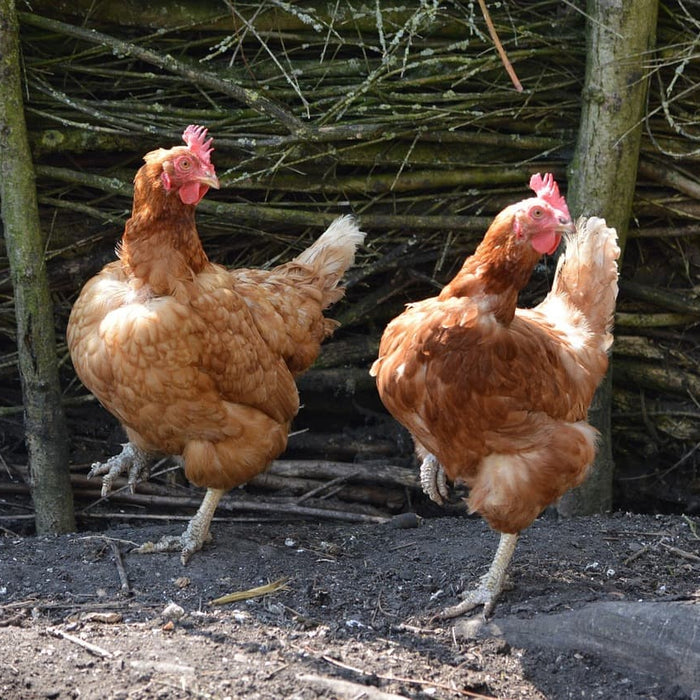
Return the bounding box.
[531,207,544,219]
[179,158,192,170]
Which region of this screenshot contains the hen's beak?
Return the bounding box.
[556,216,576,236]
[198,171,220,190]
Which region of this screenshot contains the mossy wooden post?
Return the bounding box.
[0,0,75,532]
[560,0,658,517]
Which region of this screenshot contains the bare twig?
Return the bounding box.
[295,473,353,504]
[298,674,411,700]
[46,627,113,659]
[682,515,699,540]
[1,476,391,523]
[0,610,28,627]
[18,12,310,138]
[623,541,656,566]
[109,541,130,594]
[129,660,195,676]
[476,0,523,92]
[659,542,700,563]
[318,652,501,699]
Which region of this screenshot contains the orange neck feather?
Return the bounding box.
[118,162,210,295]
[440,207,542,323]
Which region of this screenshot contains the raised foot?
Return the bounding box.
[419,453,449,505]
[87,442,152,497]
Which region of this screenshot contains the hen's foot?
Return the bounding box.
[88,443,152,497]
[419,453,449,505]
[436,532,518,620]
[133,531,213,564]
[132,487,225,565]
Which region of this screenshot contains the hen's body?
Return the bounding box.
[68,127,364,560]
[69,224,356,492]
[375,242,611,533]
[372,176,619,616]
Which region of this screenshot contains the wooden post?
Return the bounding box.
[560,0,659,517]
[0,0,75,533]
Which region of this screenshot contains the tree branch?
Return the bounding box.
[18,11,310,139]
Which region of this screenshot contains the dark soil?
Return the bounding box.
[1,510,699,700]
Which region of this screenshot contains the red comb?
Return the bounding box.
[182,125,214,165]
[529,172,570,217]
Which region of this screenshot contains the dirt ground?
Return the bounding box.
[1,508,699,700]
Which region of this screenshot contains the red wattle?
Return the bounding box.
[179,181,208,205]
[531,231,561,255]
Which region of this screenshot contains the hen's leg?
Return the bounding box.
[419,452,449,505]
[88,442,153,497]
[134,487,225,564]
[438,532,518,619]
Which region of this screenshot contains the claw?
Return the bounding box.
[87,442,152,497]
[131,488,224,564]
[435,532,519,620]
[419,453,449,505]
[436,576,501,620]
[132,533,211,564]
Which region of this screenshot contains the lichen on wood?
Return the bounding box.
[0,0,75,534]
[559,0,661,518]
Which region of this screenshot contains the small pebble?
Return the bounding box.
[388,512,423,529]
[161,602,185,621]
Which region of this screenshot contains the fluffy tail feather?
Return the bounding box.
[551,216,620,348]
[293,215,365,307]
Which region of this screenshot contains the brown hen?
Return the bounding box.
[371,174,619,616]
[68,126,364,562]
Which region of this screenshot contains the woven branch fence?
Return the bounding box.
[0,0,698,518]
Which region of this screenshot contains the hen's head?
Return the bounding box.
[509,173,573,255]
[143,125,220,206]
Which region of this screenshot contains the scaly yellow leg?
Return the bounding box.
[438,531,519,619]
